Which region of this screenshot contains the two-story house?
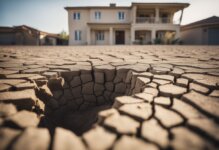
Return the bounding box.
[65,2,189,45]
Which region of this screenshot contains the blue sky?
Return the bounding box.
[0,0,219,34]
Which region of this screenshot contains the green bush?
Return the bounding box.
[154,38,162,44]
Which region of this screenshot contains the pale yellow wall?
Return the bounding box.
[68,9,90,45]
[89,9,131,23]
[125,29,131,44]
[68,8,131,45]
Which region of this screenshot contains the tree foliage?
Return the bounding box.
[59,30,69,40]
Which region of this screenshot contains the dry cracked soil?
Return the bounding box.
[0,45,219,150]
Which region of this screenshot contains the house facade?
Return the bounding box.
[181,16,219,45]
[65,2,189,45]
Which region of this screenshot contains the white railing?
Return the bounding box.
[136,17,155,23]
[159,17,171,24]
[136,17,173,24]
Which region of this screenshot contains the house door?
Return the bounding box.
[115,31,125,44]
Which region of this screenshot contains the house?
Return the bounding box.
[39,31,68,45]
[0,25,40,45]
[181,16,219,45]
[65,2,189,45]
[0,25,67,45]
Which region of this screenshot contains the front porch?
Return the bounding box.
[87,23,131,45]
[133,29,179,44]
[134,30,152,44]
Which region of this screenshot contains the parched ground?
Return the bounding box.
[0,45,219,150]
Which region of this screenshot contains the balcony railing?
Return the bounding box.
[159,18,172,24]
[136,17,155,23]
[136,17,172,24]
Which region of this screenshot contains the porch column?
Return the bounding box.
[175,28,180,39]
[155,7,160,23]
[170,14,174,24]
[179,9,184,24]
[131,27,135,44]
[132,6,137,24]
[87,27,91,45]
[152,30,156,43]
[109,27,113,45]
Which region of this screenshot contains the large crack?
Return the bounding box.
[0,46,219,150]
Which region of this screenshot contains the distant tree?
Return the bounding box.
[59,30,69,40]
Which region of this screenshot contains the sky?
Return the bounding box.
[0,0,219,34]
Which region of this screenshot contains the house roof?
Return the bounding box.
[65,2,189,10]
[0,25,60,38]
[65,6,130,10]
[181,16,219,30]
[0,26,15,33]
[14,25,40,32]
[132,2,189,7]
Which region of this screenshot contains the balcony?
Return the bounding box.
[136,17,172,24]
[136,17,155,23]
[159,18,172,24]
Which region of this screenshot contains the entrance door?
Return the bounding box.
[115,31,125,44]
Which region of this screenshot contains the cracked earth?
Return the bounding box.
[0,46,219,150]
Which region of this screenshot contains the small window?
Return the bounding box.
[96,31,104,41]
[74,30,81,41]
[73,12,80,20]
[118,12,125,20]
[95,11,101,20]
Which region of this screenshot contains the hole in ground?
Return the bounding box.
[41,104,111,135]
[37,68,144,136]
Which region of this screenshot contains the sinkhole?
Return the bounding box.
[36,67,147,135]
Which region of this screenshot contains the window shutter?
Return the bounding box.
[78,13,80,20]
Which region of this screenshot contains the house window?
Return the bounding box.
[73,12,80,20]
[96,31,104,41]
[118,12,125,20]
[95,11,101,20]
[74,30,81,41]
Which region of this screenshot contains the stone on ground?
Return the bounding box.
[53,127,86,150]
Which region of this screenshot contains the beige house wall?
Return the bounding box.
[125,29,131,44]
[89,9,131,23]
[68,8,132,45]
[68,9,90,45]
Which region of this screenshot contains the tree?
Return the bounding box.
[59,30,69,40]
